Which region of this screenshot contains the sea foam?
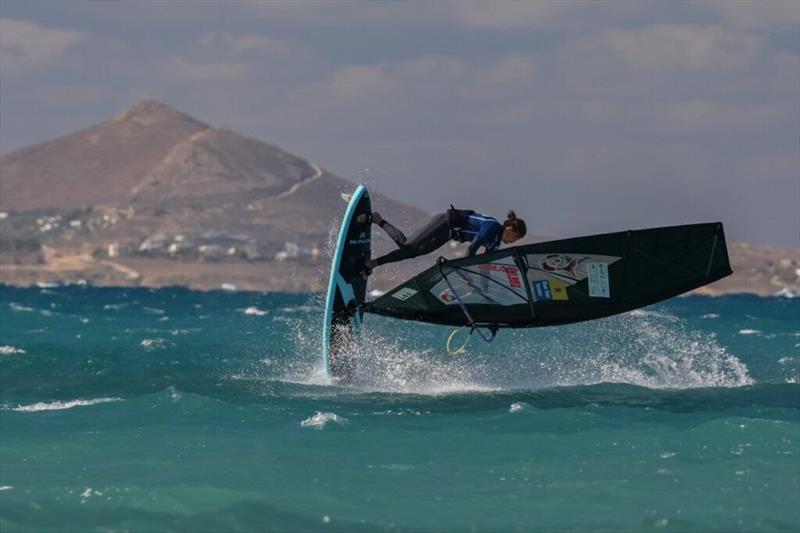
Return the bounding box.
[0,345,26,356]
[8,398,123,412]
[300,411,347,430]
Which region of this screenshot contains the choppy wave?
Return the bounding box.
[508,402,526,413]
[7,397,123,412]
[0,345,26,355]
[139,338,171,351]
[2,286,795,403]
[0,286,797,533]
[300,411,347,429]
[279,305,317,314]
[241,306,267,316]
[773,287,799,298]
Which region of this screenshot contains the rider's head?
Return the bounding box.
[501,210,527,244]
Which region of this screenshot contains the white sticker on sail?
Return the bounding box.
[392,287,418,301]
[587,262,610,298]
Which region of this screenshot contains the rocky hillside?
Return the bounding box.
[1,102,209,211]
[0,101,433,290]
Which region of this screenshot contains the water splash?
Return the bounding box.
[263,302,753,394]
[341,330,495,394]
[300,411,346,429]
[523,310,754,389]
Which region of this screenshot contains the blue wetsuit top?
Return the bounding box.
[456,213,503,256]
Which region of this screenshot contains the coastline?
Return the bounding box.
[2,240,796,297]
[1,257,795,297]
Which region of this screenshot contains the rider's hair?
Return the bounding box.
[503,210,527,237]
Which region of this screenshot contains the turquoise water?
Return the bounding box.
[1,285,798,532]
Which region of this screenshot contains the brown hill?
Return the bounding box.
[1,101,209,210]
[0,100,436,290]
[130,128,312,208]
[0,100,427,249]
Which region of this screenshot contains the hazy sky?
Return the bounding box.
[1,1,798,246]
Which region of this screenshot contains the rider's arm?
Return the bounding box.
[467,222,499,256]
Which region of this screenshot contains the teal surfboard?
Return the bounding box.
[322,186,371,379]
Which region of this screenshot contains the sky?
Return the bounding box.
[1,1,798,247]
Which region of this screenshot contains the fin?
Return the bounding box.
[341,193,353,204]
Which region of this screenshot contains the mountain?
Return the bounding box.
[1,101,209,211]
[0,100,432,290]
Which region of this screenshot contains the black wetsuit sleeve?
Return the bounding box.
[467,237,481,256]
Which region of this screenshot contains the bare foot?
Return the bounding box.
[356,213,371,224]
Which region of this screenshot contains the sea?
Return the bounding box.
[0,284,798,532]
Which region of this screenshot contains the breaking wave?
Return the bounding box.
[6,398,123,412]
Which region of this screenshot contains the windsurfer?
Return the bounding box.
[359,207,526,273]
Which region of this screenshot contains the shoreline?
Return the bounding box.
[2,241,797,297]
[0,277,795,298]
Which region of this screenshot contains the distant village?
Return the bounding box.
[2,205,799,296]
[0,207,323,264]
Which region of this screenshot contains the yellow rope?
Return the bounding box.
[446,326,471,356]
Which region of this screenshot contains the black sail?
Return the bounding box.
[364,222,732,328]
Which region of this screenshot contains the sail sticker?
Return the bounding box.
[438,287,477,303]
[532,279,570,301]
[431,270,526,306]
[541,254,587,280]
[392,287,418,301]
[532,280,552,301]
[527,253,621,286]
[550,279,569,300]
[587,262,610,298]
[439,289,455,302]
[479,263,522,287]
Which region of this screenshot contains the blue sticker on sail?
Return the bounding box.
[532,280,552,301]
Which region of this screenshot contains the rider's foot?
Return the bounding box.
[356,212,371,224]
[372,212,383,225]
[359,259,378,279]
